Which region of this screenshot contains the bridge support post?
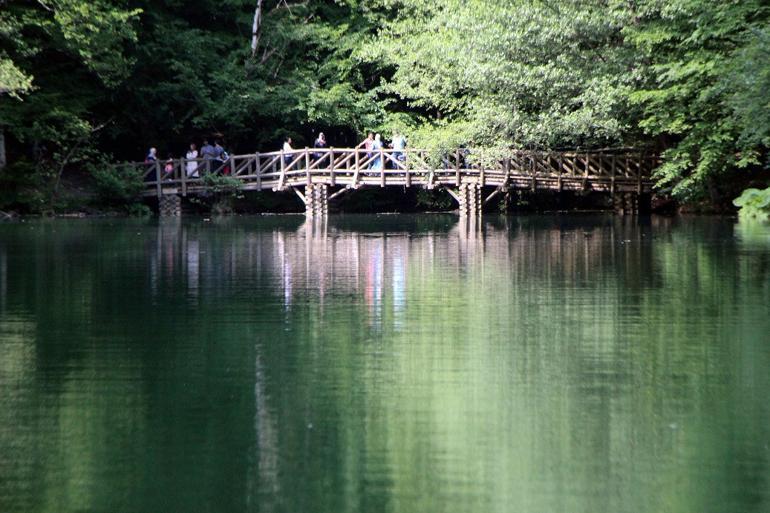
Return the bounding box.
[457,183,482,218]
[159,194,181,217]
[305,183,328,217]
[613,192,650,215]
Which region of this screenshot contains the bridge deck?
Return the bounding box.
[119,148,657,198]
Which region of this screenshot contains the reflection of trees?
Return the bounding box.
[0,217,768,513]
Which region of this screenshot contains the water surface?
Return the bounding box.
[0,215,768,513]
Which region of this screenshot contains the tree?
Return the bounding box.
[0,0,141,210]
[625,0,770,200]
[366,0,637,152]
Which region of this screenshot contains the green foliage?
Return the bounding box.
[91,163,144,203]
[0,58,33,98]
[415,188,454,211]
[126,202,152,217]
[0,0,141,211]
[625,0,770,199]
[733,187,770,220]
[0,160,48,211]
[368,0,634,150]
[201,173,244,196]
[1,0,769,210]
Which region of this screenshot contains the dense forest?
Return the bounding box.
[0,0,768,213]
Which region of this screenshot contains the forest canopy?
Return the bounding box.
[0,0,768,210]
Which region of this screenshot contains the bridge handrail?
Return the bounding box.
[120,147,657,167]
[120,147,659,198]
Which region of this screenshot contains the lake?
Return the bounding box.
[0,215,768,513]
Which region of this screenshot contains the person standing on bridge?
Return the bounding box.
[145,147,157,163]
[213,141,227,174]
[283,137,293,167]
[358,132,374,168]
[186,143,199,178]
[371,134,383,171]
[313,132,327,164]
[200,140,216,173]
[391,132,406,166]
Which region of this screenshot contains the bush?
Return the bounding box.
[201,173,244,196]
[91,164,144,203]
[733,187,770,220]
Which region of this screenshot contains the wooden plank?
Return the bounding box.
[504,157,510,185]
[380,147,385,187]
[155,161,162,199]
[305,149,311,186]
[483,187,503,205]
[276,150,286,191]
[405,152,411,187]
[292,187,307,205]
[353,148,361,187]
[455,149,461,186]
[531,155,536,192]
[329,147,336,186]
[480,151,485,188]
[610,154,616,195]
[255,153,262,190]
[180,157,187,196]
[328,187,350,202]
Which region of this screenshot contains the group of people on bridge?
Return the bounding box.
[143,131,408,180]
[281,131,407,171]
[145,140,230,179]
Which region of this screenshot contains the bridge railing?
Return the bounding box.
[119,148,658,197]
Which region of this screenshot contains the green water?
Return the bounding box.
[0,215,768,513]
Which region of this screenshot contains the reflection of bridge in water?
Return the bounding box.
[145,215,666,318]
[119,148,657,217]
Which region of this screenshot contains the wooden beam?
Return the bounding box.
[380,147,385,187]
[155,161,162,199]
[328,186,351,202]
[444,187,461,204]
[483,187,505,205]
[455,149,461,186]
[275,150,286,191]
[353,148,360,188]
[255,152,262,190]
[293,187,307,205]
[179,157,187,196]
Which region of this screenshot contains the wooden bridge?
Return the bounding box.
[119,148,657,217]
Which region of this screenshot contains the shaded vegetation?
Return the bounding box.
[1,0,768,212]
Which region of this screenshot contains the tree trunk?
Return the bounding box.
[0,128,6,171]
[251,0,263,56]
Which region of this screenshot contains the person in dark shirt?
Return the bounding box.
[200,140,215,157]
[312,132,327,164]
[200,140,216,173]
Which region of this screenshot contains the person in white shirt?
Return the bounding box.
[186,143,199,177]
[282,137,293,167]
